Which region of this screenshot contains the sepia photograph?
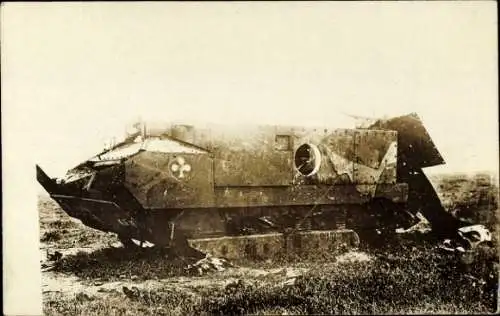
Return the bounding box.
[2,2,499,315]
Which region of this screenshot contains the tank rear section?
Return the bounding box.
[36,114,449,259]
[366,113,468,238]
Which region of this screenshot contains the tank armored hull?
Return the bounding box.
[37,113,451,259]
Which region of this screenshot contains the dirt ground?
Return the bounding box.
[39,171,499,315]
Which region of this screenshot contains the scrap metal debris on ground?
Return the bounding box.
[185,254,235,275]
[394,210,493,253]
[458,224,492,248]
[438,224,492,253]
[395,212,432,234]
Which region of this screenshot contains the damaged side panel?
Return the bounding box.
[368,113,445,170]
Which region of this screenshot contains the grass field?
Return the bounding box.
[39,171,499,315]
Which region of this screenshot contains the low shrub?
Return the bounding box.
[41,231,62,242]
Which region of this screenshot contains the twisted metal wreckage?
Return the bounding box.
[37,113,492,267]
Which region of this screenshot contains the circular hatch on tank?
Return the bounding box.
[294,143,322,176]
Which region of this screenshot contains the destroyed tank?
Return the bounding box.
[37,113,470,260]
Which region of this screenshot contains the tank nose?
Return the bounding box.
[36,164,61,195]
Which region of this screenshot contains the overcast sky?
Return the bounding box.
[3,2,498,178]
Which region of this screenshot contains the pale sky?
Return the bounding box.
[3,2,499,178]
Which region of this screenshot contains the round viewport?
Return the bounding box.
[294,143,321,176]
